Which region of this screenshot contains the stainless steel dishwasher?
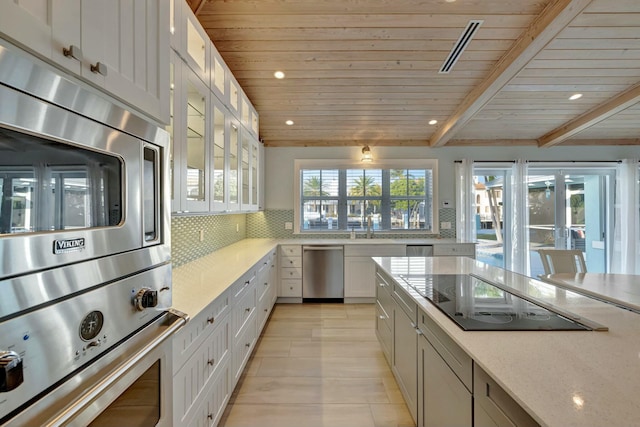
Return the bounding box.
[302,245,344,302]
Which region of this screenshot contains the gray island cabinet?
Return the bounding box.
[375,261,540,427]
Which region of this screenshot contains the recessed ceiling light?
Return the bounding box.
[445,0,456,2]
[428,119,438,125]
[569,93,583,100]
[285,120,294,126]
[274,71,285,79]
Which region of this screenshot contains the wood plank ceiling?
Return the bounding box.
[190,0,640,147]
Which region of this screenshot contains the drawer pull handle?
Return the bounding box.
[264,308,268,312]
[290,286,294,290]
[290,260,293,264]
[379,283,385,287]
[208,359,214,366]
[90,61,107,76]
[207,317,214,324]
[62,45,82,61]
[245,307,251,312]
[379,315,385,320]
[207,414,213,420]
[264,282,268,286]
[245,343,251,348]
[245,280,250,286]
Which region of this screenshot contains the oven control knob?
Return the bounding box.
[0,351,24,392]
[133,288,158,311]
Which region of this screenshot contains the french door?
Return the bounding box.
[527,166,614,277]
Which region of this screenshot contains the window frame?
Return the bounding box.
[294,159,438,234]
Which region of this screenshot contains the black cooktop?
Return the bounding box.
[399,274,590,331]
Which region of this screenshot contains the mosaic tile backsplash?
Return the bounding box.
[172,208,455,266]
[171,214,247,267]
[246,208,456,240]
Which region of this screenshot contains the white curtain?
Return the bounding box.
[611,159,640,274]
[455,159,476,242]
[509,160,530,275]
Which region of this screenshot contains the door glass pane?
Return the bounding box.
[186,19,205,72]
[251,142,258,205]
[229,124,239,204]
[241,134,249,205]
[213,57,225,94]
[527,174,557,277]
[212,106,225,204]
[473,171,507,269]
[186,81,205,201]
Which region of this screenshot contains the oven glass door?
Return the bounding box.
[0,127,122,234]
[88,361,161,427]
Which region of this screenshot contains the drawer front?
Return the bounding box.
[377,283,395,328]
[281,279,302,297]
[205,361,231,427]
[233,283,256,339]
[173,290,230,371]
[280,244,301,257]
[281,266,302,279]
[392,283,417,324]
[376,303,392,365]
[257,287,274,331]
[344,244,406,257]
[232,313,257,384]
[433,243,475,257]
[419,311,473,391]
[231,270,256,301]
[281,255,302,268]
[173,314,229,425]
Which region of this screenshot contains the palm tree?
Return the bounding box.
[303,176,328,219]
[349,175,381,220]
[303,176,324,197]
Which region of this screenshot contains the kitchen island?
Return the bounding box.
[374,256,640,427]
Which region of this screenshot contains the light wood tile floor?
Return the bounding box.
[219,303,415,427]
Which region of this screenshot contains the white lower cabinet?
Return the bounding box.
[173,249,277,426]
[173,309,230,426]
[279,245,302,298]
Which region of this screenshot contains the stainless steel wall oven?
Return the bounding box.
[0,40,186,426]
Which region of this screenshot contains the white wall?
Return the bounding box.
[264,145,640,210]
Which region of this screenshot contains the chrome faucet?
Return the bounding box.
[366,215,373,239]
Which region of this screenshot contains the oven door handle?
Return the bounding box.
[46,309,188,427]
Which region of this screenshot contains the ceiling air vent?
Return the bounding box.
[439,19,483,74]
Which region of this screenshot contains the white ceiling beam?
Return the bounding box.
[429,0,593,147]
[538,83,640,147]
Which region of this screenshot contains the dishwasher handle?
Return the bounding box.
[303,246,344,251]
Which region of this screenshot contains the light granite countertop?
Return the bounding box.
[374,256,640,427]
[171,237,474,315]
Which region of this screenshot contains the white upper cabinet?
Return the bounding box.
[0,0,170,124]
[211,97,227,212]
[211,50,227,103]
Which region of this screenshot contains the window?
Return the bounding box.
[296,160,438,233]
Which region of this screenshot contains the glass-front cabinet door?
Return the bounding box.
[211,98,226,212]
[241,131,250,210]
[251,139,259,210]
[227,118,240,212]
[183,68,210,212]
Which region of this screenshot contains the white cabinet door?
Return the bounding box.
[393,307,418,423]
[344,256,377,298]
[98,0,170,123]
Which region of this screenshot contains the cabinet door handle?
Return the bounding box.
[90,61,107,76]
[245,307,251,312]
[207,317,214,324]
[245,343,251,348]
[208,359,214,366]
[207,413,213,420]
[62,45,83,61]
[379,315,385,320]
